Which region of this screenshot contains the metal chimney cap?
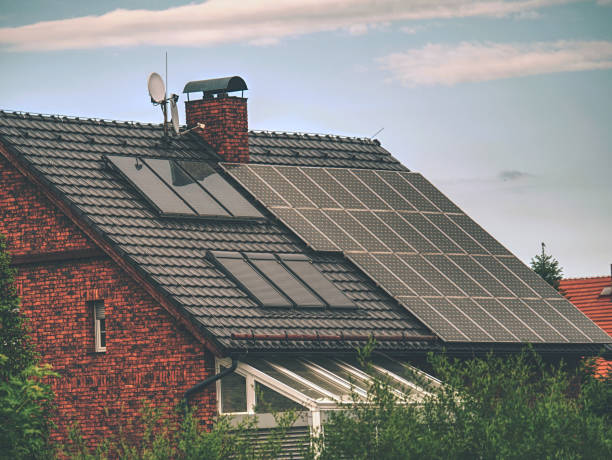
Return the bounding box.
[183,76,247,96]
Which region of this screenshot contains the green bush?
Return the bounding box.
[313,348,612,460]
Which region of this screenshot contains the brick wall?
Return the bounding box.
[0,155,217,445]
[185,95,249,163]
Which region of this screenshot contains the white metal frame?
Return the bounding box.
[215,356,440,437]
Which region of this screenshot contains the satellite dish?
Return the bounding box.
[147,72,166,103]
[170,95,179,135]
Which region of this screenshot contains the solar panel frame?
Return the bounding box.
[223,164,611,344]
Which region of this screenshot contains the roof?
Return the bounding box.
[560,276,612,338]
[1,109,609,357]
[0,110,429,354]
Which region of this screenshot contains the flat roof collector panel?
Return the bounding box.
[223,163,612,345]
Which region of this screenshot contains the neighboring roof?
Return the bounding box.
[560,276,612,338]
[1,109,609,357]
[0,110,429,354]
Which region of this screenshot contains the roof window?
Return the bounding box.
[105,155,263,219]
[209,251,355,309]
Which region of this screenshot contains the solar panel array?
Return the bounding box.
[224,163,611,344]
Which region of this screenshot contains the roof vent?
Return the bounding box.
[183,76,247,100]
[601,286,612,297]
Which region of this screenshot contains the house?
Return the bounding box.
[559,271,612,375]
[1,75,610,448]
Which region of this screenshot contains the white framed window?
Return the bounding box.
[92,300,106,352]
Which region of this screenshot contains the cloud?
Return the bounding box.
[498,170,532,181]
[379,40,612,86]
[0,0,573,51]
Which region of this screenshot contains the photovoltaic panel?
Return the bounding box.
[323,210,389,252]
[402,213,464,253]
[273,208,339,252]
[374,253,440,297]
[375,212,437,253]
[474,298,538,342]
[349,253,416,297]
[449,214,511,256]
[377,171,438,212]
[223,163,612,345]
[327,168,390,210]
[276,166,340,209]
[302,168,365,209]
[299,209,364,251]
[398,297,468,341]
[449,255,515,298]
[496,257,560,299]
[473,255,536,298]
[423,255,488,297]
[426,213,487,255]
[251,165,315,208]
[449,298,517,342]
[426,298,492,341]
[498,298,564,342]
[402,173,462,213]
[546,298,610,342]
[223,163,288,207]
[398,254,464,297]
[523,299,588,342]
[350,211,416,253]
[352,169,416,211]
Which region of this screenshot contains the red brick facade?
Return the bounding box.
[185,95,249,163]
[0,154,217,444]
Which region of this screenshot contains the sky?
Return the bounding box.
[0,0,611,277]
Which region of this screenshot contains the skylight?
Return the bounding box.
[209,251,355,309]
[105,155,263,219]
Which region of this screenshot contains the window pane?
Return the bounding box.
[144,159,229,217]
[221,371,247,413]
[106,155,194,215]
[250,258,324,308]
[255,382,303,413]
[216,256,292,307]
[283,259,354,308]
[99,319,106,348]
[178,160,263,218]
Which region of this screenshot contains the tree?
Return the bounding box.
[312,348,612,460]
[530,242,563,290]
[0,233,57,459]
[0,234,36,378]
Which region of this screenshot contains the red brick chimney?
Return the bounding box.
[183,76,249,163]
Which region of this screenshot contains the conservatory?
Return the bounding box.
[216,355,440,446]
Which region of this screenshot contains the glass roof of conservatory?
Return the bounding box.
[217,355,440,414]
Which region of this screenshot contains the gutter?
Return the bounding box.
[183,357,238,412]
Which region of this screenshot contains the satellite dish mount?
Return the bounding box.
[147,72,203,137]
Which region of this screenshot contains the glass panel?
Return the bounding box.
[221,371,247,413]
[144,158,229,217]
[255,382,303,413]
[216,256,292,307]
[178,160,263,218]
[274,359,349,396]
[245,358,330,401]
[250,258,324,308]
[107,155,194,215]
[283,259,355,308]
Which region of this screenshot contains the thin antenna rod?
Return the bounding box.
[370,127,384,139]
[163,52,168,137]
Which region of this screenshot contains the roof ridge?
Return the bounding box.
[249,129,382,145]
[0,109,162,128]
[561,275,611,281]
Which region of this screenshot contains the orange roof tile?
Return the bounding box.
[560,275,612,375]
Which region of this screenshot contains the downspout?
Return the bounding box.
[183,357,238,414]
